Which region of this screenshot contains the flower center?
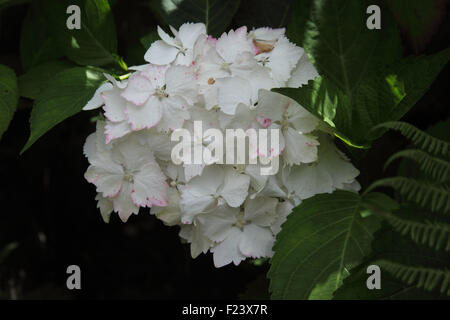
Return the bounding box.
[220,62,231,73]
[155,85,168,99]
[234,211,247,230]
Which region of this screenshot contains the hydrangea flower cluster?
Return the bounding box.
[82,23,361,267]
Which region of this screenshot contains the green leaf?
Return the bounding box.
[18,61,74,100]
[20,1,65,71]
[151,0,240,37]
[285,0,313,47]
[268,190,381,299]
[301,0,401,94]
[386,48,450,122]
[274,74,401,147]
[233,0,292,30]
[0,64,19,140]
[21,67,105,154]
[44,0,118,66]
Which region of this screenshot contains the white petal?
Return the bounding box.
[198,205,238,242]
[283,164,333,200]
[286,102,318,133]
[178,22,206,49]
[146,131,174,161]
[287,50,319,87]
[267,36,302,84]
[256,90,288,124]
[184,163,205,182]
[125,97,162,131]
[211,227,246,267]
[252,27,285,41]
[157,25,176,46]
[120,75,153,106]
[244,197,278,226]
[83,82,113,110]
[271,201,294,234]
[216,26,252,63]
[165,65,197,104]
[101,87,127,122]
[216,77,252,115]
[85,166,123,198]
[157,96,190,132]
[219,167,250,207]
[104,120,132,143]
[239,224,274,258]
[283,127,319,165]
[132,160,168,207]
[317,135,360,189]
[153,187,181,226]
[96,193,113,223]
[144,40,179,65]
[112,182,139,222]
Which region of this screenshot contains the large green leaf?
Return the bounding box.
[233,0,292,30]
[19,61,74,100]
[20,1,65,71]
[151,0,240,37]
[300,0,401,94]
[0,65,19,140]
[268,191,385,299]
[44,0,118,66]
[275,47,450,147]
[21,67,105,154]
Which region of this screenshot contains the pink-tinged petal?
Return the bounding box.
[113,183,139,222]
[120,75,153,106]
[144,40,179,65]
[85,166,123,198]
[140,64,168,88]
[101,88,126,122]
[256,90,288,123]
[125,97,163,131]
[132,160,168,207]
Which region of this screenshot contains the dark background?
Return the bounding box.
[0,0,448,299]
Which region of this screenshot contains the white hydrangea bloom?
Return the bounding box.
[82,22,361,267]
